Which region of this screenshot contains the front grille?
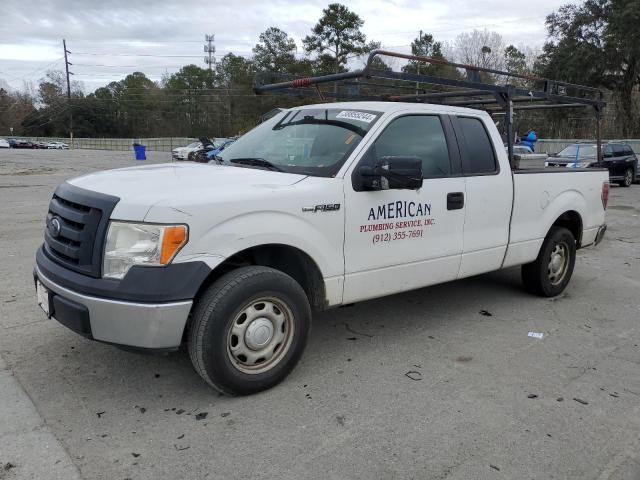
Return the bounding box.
[43,183,119,277]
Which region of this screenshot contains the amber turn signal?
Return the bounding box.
[160,225,188,264]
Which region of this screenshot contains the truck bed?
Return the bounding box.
[502,168,609,268]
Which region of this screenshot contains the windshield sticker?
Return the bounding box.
[336,111,377,123]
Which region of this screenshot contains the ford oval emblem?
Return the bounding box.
[49,217,62,238]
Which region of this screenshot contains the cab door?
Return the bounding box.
[342,114,466,303]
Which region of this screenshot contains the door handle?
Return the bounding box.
[447,192,464,210]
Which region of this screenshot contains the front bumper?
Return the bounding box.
[35,266,192,349]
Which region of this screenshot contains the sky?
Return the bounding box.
[0,0,577,93]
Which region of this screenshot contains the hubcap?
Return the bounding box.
[226,297,294,374]
[245,318,274,350]
[547,242,569,285]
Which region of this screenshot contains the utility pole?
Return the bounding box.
[204,34,216,73]
[204,34,216,136]
[63,39,73,147]
[415,30,422,95]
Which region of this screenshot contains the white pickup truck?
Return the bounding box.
[34,102,609,395]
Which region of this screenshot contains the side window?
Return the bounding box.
[368,115,451,178]
[612,145,625,157]
[457,117,497,175]
[624,146,634,156]
[603,145,613,157]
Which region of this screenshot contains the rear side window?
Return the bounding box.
[612,145,625,157]
[457,117,497,174]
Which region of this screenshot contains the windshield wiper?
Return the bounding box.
[229,157,283,172]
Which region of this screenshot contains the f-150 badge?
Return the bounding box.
[302,204,341,213]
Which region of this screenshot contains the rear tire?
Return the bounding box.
[188,266,311,395]
[522,226,576,297]
[619,168,633,187]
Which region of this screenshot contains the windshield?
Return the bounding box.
[557,144,598,158]
[217,108,382,176]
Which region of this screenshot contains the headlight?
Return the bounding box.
[103,222,188,279]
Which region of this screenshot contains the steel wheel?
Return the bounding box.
[226,297,295,375]
[547,242,569,285]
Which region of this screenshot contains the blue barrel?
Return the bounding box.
[133,143,146,160]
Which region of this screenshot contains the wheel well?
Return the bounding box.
[194,244,327,311]
[552,211,583,247]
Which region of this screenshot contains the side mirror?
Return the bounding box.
[358,156,423,191]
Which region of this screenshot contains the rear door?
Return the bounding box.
[451,115,513,278]
[621,145,637,179]
[611,144,627,177]
[602,144,615,173]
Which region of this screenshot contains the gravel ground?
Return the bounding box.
[1,148,639,480]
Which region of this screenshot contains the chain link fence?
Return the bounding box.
[8,137,198,152]
[8,136,640,155]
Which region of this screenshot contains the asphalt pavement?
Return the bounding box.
[0,148,639,480]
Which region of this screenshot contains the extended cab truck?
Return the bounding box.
[34,102,609,395]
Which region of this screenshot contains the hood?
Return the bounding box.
[69,162,306,220]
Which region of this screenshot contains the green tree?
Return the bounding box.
[165,65,215,135]
[537,0,640,135]
[504,45,528,75]
[402,32,445,75]
[215,54,255,135]
[303,3,368,74]
[215,53,254,88]
[252,27,298,73]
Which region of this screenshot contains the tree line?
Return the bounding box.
[1,0,638,140]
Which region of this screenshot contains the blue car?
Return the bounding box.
[206,138,236,162]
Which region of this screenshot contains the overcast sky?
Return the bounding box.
[0,0,577,93]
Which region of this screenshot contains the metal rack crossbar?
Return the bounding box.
[254,50,606,167]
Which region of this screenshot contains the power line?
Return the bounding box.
[73,52,205,58]
[0,57,65,83]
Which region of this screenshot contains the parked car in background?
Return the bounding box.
[189,137,237,163]
[13,140,36,149]
[172,141,203,161]
[546,142,637,187]
[0,138,10,148]
[187,137,216,162]
[205,138,237,162]
[47,141,69,149]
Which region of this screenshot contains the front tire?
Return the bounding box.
[522,226,576,297]
[188,266,311,395]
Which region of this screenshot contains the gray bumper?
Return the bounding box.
[36,266,192,349]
